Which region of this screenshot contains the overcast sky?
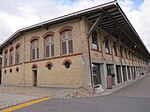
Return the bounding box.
[0,0,150,52]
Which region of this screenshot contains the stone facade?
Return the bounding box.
[1,4,149,92]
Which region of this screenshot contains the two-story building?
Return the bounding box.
[0,1,150,92]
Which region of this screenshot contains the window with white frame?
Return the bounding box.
[61,30,73,55]
[92,31,99,50]
[31,40,39,60]
[45,36,54,58]
[105,39,110,53]
[16,46,20,64]
[10,49,14,65]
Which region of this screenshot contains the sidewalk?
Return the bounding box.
[100,73,148,95]
[0,86,79,109]
[0,73,148,109]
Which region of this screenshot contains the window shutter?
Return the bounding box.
[68,40,73,53]
[51,44,54,56]
[62,41,67,55]
[46,45,49,57]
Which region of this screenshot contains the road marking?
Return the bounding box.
[0,97,49,112]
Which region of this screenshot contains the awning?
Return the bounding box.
[0,1,149,60]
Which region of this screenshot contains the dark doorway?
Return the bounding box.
[122,66,127,82]
[127,66,131,80]
[107,64,115,85]
[33,70,37,87]
[92,64,101,87]
[116,65,122,83]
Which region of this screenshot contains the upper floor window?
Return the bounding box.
[9,48,14,65]
[45,36,54,57]
[92,31,99,50]
[61,30,73,55]
[105,39,110,53]
[113,42,117,56]
[16,45,20,64]
[31,39,39,60]
[120,46,123,58]
[4,50,8,67]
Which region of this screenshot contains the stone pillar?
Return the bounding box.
[120,66,124,83]
[101,62,107,89]
[125,65,129,81]
[113,64,118,85]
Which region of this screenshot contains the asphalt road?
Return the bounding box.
[14,74,150,112]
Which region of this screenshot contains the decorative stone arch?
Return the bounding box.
[9,46,14,51]
[45,61,53,70]
[4,49,8,54]
[45,61,53,67]
[29,36,40,42]
[62,59,72,65]
[58,26,73,34]
[15,43,21,48]
[31,64,38,69]
[42,31,55,39]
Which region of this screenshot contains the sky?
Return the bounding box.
[0,0,150,52]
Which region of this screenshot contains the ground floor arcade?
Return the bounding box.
[91,61,148,92]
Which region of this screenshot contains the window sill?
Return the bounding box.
[91,49,102,53]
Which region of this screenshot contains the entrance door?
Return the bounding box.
[33,70,37,86]
[106,64,115,85]
[116,65,122,83]
[127,66,131,80]
[122,66,127,82]
[92,64,101,87]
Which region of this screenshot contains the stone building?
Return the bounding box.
[0,1,150,92]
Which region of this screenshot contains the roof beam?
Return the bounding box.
[102,9,149,59]
[87,13,103,38]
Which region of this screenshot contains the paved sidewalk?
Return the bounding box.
[0,73,148,110]
[101,74,148,95]
[0,86,79,109]
[0,93,42,109]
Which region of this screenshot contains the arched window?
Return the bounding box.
[61,30,73,55]
[31,39,39,60]
[44,36,54,57]
[9,47,14,65]
[15,43,21,64]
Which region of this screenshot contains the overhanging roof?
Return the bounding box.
[1,0,150,60]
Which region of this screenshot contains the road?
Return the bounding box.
[13,74,150,112]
